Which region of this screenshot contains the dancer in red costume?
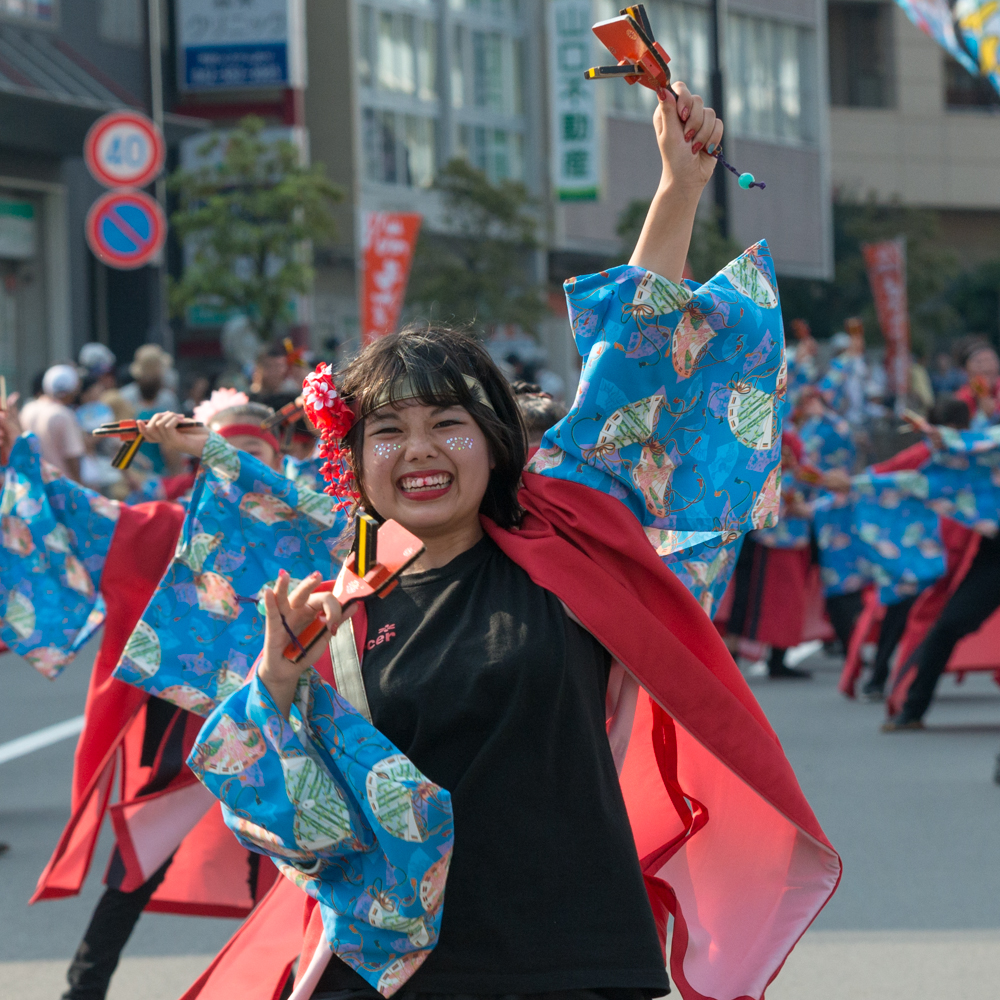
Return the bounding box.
[841,397,972,702]
[0,400,295,1000]
[145,84,841,1000]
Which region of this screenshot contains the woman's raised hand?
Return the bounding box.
[258,570,357,718]
[137,411,211,457]
[652,81,724,195]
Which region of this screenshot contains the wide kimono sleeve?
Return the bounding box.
[112,433,354,716]
[812,436,960,604]
[0,433,119,677]
[853,428,1000,538]
[188,667,454,996]
[527,241,785,616]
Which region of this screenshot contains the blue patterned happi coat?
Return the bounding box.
[113,244,789,996]
[813,426,1000,605]
[529,241,786,615]
[112,433,353,716]
[0,434,118,676]
[799,411,855,471]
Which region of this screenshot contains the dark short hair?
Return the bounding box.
[257,342,288,363]
[337,325,526,528]
[928,395,971,430]
[959,339,996,368]
[511,382,567,440]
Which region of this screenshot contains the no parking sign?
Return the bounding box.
[85,190,166,270]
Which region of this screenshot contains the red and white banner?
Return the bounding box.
[360,211,422,345]
[862,237,910,402]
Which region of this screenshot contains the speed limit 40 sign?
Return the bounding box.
[84,110,166,189]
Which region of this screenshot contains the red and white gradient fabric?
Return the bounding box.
[182,472,841,1000]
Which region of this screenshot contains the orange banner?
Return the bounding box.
[862,237,910,401]
[360,211,422,345]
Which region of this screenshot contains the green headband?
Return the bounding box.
[365,373,496,416]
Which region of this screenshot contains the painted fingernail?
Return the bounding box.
[680,106,690,122]
[706,143,716,155]
[691,142,703,155]
[684,129,696,143]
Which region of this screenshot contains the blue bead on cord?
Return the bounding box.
[714,148,765,190]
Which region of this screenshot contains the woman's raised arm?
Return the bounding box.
[629,82,724,283]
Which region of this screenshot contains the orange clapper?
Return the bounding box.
[92,418,204,470]
[585,5,674,93]
[584,5,766,190]
[281,513,425,663]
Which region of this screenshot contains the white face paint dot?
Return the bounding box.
[373,442,401,461]
[445,436,475,452]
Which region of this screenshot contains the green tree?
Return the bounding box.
[779,201,961,352]
[169,116,342,342]
[405,159,546,335]
[613,199,742,281]
[947,258,1000,343]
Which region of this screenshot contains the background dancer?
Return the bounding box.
[0,395,314,1000]
[857,397,972,700]
[511,380,567,452]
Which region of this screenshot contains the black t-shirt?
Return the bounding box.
[313,535,669,997]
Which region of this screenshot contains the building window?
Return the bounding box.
[828,2,894,108]
[945,55,1000,109]
[99,0,143,46]
[0,0,56,23]
[363,109,436,188]
[358,4,374,87]
[357,5,437,100]
[455,124,524,181]
[596,1,710,119]
[451,25,522,114]
[726,14,818,144]
[449,0,522,17]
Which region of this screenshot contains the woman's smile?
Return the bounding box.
[396,469,454,500]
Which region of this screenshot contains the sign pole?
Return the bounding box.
[147,0,171,354]
[709,0,729,238]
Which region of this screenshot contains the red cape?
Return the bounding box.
[32,500,275,916]
[180,474,840,1000]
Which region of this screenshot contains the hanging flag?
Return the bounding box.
[862,237,910,404]
[894,0,1000,94]
[360,211,422,345]
[955,0,1000,94]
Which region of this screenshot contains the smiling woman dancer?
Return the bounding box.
[136,83,840,1000]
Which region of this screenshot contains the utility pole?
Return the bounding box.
[148,0,172,353]
[709,0,729,237]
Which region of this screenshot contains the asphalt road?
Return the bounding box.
[0,638,239,1000]
[3,637,1000,999]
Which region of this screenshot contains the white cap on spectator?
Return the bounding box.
[42,364,81,397]
[79,342,116,375]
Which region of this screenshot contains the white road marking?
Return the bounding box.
[0,715,84,765]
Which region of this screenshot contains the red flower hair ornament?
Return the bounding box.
[301,363,360,509]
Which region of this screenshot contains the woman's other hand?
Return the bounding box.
[0,392,21,465]
[137,411,211,458]
[259,570,357,718]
